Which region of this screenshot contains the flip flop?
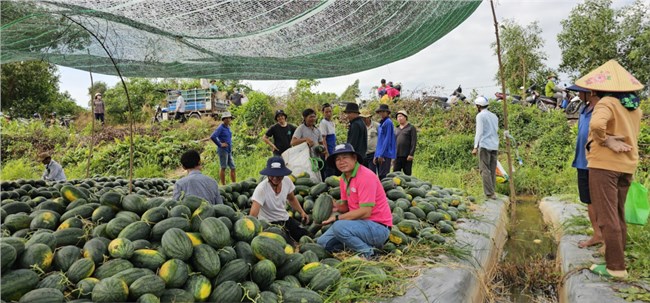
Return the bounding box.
[589,264,612,277]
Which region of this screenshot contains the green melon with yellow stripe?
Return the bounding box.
[184,274,212,302]
[234,216,262,242]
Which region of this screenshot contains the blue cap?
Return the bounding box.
[566,85,590,92]
[326,143,364,168]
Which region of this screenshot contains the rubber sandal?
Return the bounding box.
[589,264,612,277]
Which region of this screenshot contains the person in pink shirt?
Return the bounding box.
[317,143,392,259]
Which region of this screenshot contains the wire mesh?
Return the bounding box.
[1,0,481,79]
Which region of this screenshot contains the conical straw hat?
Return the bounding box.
[575,60,644,92]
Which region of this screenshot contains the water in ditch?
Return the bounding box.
[494,196,559,303]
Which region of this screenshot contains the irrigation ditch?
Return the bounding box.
[388,195,647,303]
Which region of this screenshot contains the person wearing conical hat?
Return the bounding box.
[575,60,644,279]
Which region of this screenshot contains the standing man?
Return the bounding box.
[319,103,337,177]
[93,93,105,125]
[344,103,367,165]
[211,112,236,185]
[263,110,297,156]
[173,150,223,205]
[250,157,310,244]
[393,110,417,175]
[317,143,392,259]
[39,152,66,182]
[292,108,326,179]
[373,104,396,179]
[174,91,186,123]
[361,109,379,172]
[471,96,499,199]
[230,89,244,107]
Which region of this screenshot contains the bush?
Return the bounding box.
[419,133,475,171]
[0,159,41,180]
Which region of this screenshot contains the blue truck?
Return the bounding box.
[154,88,229,122]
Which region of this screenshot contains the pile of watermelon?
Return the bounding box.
[0,172,472,303]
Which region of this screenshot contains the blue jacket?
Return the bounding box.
[374,117,396,159]
[211,124,232,153]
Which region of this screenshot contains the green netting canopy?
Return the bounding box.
[1,0,480,79]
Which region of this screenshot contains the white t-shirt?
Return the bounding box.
[251,177,295,222]
[318,118,336,136]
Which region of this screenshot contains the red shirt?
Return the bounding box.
[340,163,393,227]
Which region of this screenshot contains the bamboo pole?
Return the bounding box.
[489,0,517,210]
[64,16,135,193]
[85,58,94,179]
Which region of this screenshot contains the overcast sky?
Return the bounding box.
[58,0,634,108]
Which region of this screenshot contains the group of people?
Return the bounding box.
[568,60,643,279]
[37,61,644,268]
[377,79,402,103]
[262,103,418,181]
[172,143,392,259]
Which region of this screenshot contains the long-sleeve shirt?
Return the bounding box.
[366,121,380,154]
[176,96,185,112]
[395,123,417,157]
[173,170,223,205]
[93,100,105,114]
[211,124,232,153]
[545,80,556,98]
[347,117,367,157]
[587,96,642,174]
[474,109,499,151]
[374,117,396,159]
[42,160,66,182]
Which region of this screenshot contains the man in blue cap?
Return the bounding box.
[250,156,310,243]
[317,143,392,259]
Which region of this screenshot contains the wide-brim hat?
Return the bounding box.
[575,60,644,92]
[566,85,590,93]
[547,74,557,79]
[375,104,391,113]
[221,112,235,120]
[38,152,51,161]
[395,110,408,119]
[326,143,364,168]
[359,109,372,118]
[259,156,292,176]
[343,102,360,114]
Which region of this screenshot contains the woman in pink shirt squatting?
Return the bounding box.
[317,143,393,259]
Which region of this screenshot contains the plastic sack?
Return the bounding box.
[241,96,249,105]
[282,142,322,183]
[624,181,649,226]
[495,160,509,184]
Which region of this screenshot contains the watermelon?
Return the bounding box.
[91,277,129,302]
[158,259,189,288]
[161,228,193,261]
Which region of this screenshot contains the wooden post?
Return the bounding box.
[86,58,94,179]
[65,16,135,193]
[490,0,517,209]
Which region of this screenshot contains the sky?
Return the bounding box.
[57,0,634,108]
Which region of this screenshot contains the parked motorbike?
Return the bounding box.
[524,84,559,112]
[447,85,467,106]
[495,92,522,104]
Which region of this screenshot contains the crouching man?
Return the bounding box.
[317,143,392,259]
[250,156,310,244]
